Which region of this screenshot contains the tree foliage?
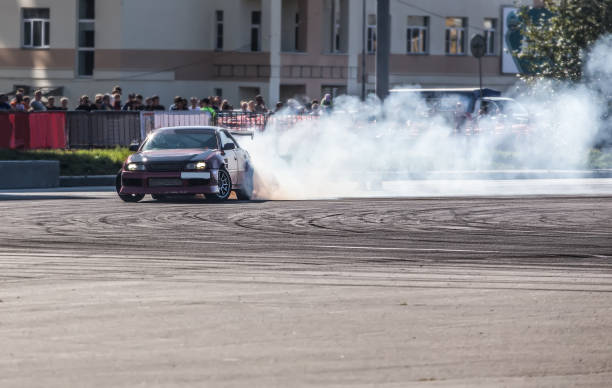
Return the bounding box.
[518,0,612,81]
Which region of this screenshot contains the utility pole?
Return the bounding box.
[376,0,390,100]
[361,0,367,101]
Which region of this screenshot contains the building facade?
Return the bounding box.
[0,0,536,107]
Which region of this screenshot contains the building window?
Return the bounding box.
[407,16,428,54]
[330,0,342,52]
[483,18,496,55]
[214,88,223,98]
[294,13,300,51]
[216,10,224,50]
[77,0,95,76]
[79,0,95,19]
[367,14,376,54]
[22,8,50,48]
[251,11,261,52]
[445,17,466,55]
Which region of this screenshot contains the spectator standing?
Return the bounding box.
[0,94,11,110]
[274,101,284,113]
[46,96,61,110]
[60,97,69,110]
[188,97,199,110]
[75,95,92,111]
[151,95,165,111]
[211,96,221,113]
[110,85,122,105]
[254,94,268,113]
[247,100,255,112]
[240,101,248,112]
[321,93,333,110]
[310,100,320,115]
[220,99,232,111]
[10,89,25,109]
[91,94,104,111]
[144,97,153,111]
[199,97,216,120]
[169,96,183,111]
[23,96,31,112]
[121,93,137,111]
[101,94,113,110]
[112,94,122,110]
[453,101,468,133]
[30,90,47,111]
[13,94,26,111]
[132,94,144,110]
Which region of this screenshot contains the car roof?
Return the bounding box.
[155,125,223,132]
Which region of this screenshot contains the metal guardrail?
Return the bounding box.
[1,111,315,149]
[66,111,141,148]
[216,111,268,132]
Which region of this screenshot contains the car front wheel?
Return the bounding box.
[205,169,232,201]
[116,173,144,203]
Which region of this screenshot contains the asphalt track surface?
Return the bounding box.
[1,184,612,387]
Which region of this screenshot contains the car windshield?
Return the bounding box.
[492,100,528,116]
[142,130,218,151]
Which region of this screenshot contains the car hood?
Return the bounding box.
[129,149,218,163]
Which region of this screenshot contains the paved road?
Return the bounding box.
[1,189,612,387]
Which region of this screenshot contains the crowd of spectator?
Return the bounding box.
[0,85,334,116]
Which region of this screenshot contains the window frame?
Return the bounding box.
[215,10,224,51]
[294,12,300,51]
[366,14,376,54]
[22,9,50,49]
[406,16,428,55]
[76,2,95,78]
[483,18,497,56]
[250,11,261,52]
[445,17,467,56]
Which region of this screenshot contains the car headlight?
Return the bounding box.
[127,162,146,171]
[185,161,207,170]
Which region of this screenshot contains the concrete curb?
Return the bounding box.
[57,170,612,188]
[0,160,59,189]
[410,169,612,180]
[60,175,115,187]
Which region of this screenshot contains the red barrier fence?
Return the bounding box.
[0,112,66,149]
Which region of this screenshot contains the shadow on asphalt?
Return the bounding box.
[0,194,99,201]
[143,198,268,205]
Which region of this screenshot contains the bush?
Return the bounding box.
[0,147,132,175]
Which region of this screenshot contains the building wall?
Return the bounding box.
[0,0,534,107]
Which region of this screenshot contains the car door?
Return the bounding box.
[218,130,239,183]
[227,132,251,185]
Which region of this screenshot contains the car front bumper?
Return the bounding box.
[120,169,219,195]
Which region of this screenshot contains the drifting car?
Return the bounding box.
[116,126,254,202]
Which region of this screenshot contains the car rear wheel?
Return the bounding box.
[235,168,254,201]
[205,169,232,201]
[116,173,145,203]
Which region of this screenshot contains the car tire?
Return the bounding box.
[116,173,144,203]
[235,168,254,201]
[205,168,232,201]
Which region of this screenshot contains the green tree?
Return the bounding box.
[518,0,612,81]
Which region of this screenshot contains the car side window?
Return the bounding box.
[219,130,236,148]
[226,131,240,149]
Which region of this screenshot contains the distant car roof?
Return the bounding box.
[390,88,502,97]
[481,97,518,102]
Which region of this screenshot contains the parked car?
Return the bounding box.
[116,126,253,202]
[389,88,529,134]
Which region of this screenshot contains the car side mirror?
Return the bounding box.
[129,143,139,151]
[223,143,235,151]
